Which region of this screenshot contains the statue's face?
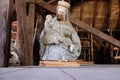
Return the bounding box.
[57,6,66,21]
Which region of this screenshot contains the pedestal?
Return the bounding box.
[39,60,80,67]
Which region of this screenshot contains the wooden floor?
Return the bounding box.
[0,65,120,80]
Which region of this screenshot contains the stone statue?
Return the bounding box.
[9,40,21,65]
[39,0,81,61]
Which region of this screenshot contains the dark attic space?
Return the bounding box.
[0,0,120,67]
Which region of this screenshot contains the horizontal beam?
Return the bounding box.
[25,0,120,48]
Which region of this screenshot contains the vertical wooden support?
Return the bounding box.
[15,0,30,65]
[16,21,20,40]
[39,15,44,38]
[0,0,12,67]
[118,0,120,29]
[40,8,45,33]
[106,0,112,62]
[92,0,98,28]
[80,0,84,21]
[38,8,45,54]
[90,0,98,61]
[35,15,42,41]
[27,3,35,65]
[105,0,111,29]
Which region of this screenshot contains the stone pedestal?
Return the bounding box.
[39,60,80,67]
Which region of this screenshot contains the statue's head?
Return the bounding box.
[46,15,52,22]
[56,0,70,21]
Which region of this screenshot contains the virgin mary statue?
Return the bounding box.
[39,0,81,61]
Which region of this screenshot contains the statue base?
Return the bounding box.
[39,60,80,67]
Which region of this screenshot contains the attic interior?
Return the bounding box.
[0,0,120,67]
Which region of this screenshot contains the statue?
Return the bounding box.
[39,0,81,61]
[9,40,21,65]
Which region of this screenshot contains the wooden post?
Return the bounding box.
[80,0,84,21]
[104,0,111,29]
[118,0,120,29]
[15,0,30,65]
[0,0,12,67]
[92,0,98,28]
[27,3,35,65]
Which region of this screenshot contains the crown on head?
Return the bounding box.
[58,0,70,8]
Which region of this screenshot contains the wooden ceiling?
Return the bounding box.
[24,0,120,29]
[12,0,120,47]
[28,0,120,29]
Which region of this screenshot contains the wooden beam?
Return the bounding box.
[15,0,30,65]
[47,0,56,4]
[92,0,98,27]
[27,3,35,65]
[104,0,111,29]
[80,0,84,21]
[118,0,120,29]
[26,0,120,48]
[70,17,120,48]
[26,0,56,13]
[0,0,12,67]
